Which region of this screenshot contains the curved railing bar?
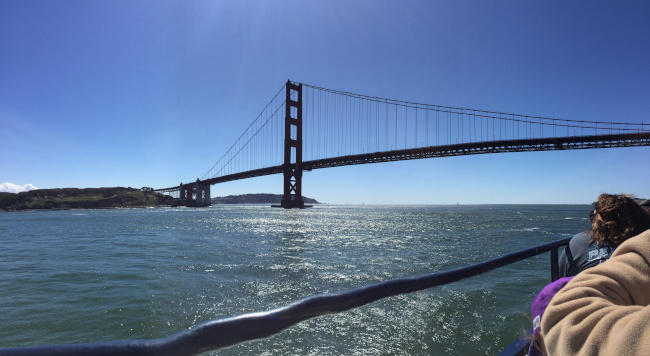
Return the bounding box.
[0,237,571,356]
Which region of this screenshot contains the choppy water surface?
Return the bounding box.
[0,204,590,355]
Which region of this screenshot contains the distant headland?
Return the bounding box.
[0,188,319,211]
[0,187,173,211]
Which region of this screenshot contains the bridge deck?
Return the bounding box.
[156,132,650,193]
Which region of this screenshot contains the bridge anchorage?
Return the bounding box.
[172,179,212,207]
[156,80,650,208]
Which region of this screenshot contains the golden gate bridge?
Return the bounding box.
[155,80,650,207]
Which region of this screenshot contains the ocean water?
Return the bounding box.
[0,204,590,355]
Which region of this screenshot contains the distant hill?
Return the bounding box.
[211,193,319,205]
[0,187,174,211]
[0,189,320,211]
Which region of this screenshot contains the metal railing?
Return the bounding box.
[0,237,571,356]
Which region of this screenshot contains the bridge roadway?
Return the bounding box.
[156,132,650,193]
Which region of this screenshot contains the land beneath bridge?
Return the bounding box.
[0,189,320,211]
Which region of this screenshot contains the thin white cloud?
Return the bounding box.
[0,183,38,193]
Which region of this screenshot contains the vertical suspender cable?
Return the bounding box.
[327,91,331,157]
[317,91,321,159]
[325,91,329,158]
[338,94,341,156]
[356,97,360,153]
[310,87,314,161]
[395,104,397,150]
[366,100,369,153]
[456,112,463,143]
[340,93,343,155]
[435,107,440,146]
[415,106,418,147]
[347,95,350,155]
[385,101,388,151]
[426,106,429,147]
[376,100,379,152]
[359,97,362,153]
[333,93,336,156]
[405,104,408,149]
[366,99,369,153]
[368,100,371,153]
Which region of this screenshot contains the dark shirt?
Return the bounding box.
[558,231,616,278]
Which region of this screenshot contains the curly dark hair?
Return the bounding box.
[590,194,650,245]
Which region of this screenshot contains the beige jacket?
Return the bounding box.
[541,229,650,355]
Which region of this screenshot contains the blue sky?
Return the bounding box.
[1,0,648,204]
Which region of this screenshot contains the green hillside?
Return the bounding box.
[0,187,174,211]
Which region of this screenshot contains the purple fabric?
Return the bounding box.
[528,276,574,356]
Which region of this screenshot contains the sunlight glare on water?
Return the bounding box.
[0,204,590,355]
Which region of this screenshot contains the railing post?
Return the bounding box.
[551,248,560,281]
[279,81,309,209]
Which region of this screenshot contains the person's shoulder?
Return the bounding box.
[569,231,591,246]
[573,231,590,239]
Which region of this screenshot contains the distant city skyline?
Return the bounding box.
[1,0,649,204]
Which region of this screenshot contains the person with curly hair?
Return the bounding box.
[558,193,650,278]
[542,228,650,355]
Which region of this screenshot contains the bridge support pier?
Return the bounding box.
[276,81,311,209]
[176,183,194,207]
[195,179,211,207]
[179,183,186,200]
[174,182,210,207]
